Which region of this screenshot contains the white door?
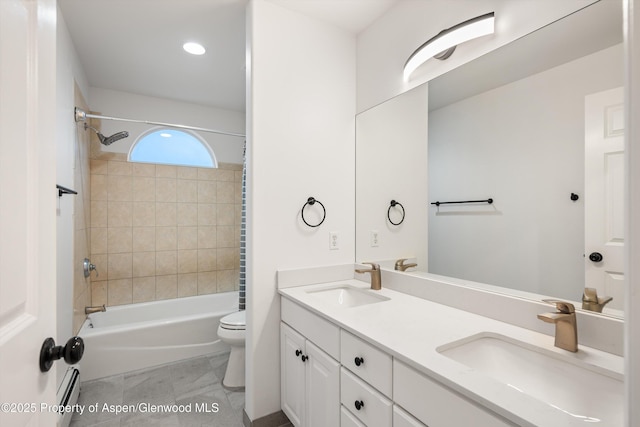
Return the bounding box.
[280,323,305,426]
[305,340,339,427]
[585,87,625,311]
[0,0,58,425]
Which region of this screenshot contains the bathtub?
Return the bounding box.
[78,291,239,381]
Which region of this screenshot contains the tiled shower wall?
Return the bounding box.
[89,153,242,306]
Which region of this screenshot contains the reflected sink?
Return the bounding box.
[438,333,623,424]
[307,285,390,308]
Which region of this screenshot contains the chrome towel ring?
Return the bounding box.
[301,197,326,228]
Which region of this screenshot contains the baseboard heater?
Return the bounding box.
[57,367,80,427]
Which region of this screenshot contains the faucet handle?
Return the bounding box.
[542,299,575,314]
[395,258,407,268]
[355,262,379,274]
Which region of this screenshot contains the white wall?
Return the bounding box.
[428,44,623,301]
[55,6,90,386]
[88,88,245,164]
[355,84,428,267]
[356,0,596,113]
[246,0,356,420]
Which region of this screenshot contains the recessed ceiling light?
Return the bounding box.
[183,42,206,55]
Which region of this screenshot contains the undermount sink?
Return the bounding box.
[437,333,623,424]
[307,285,389,308]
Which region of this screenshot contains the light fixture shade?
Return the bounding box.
[403,12,495,81]
[183,42,206,55]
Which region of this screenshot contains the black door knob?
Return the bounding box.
[589,252,604,262]
[354,356,364,366]
[354,400,365,411]
[295,349,302,357]
[301,355,308,362]
[39,336,84,372]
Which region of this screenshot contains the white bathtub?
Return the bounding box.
[78,292,239,381]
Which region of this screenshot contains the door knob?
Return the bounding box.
[39,336,84,372]
[589,252,603,262]
[354,356,364,366]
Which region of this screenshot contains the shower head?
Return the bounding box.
[83,123,129,146]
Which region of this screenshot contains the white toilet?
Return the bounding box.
[217,310,246,389]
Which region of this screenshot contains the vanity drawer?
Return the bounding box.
[341,330,392,397]
[281,297,339,359]
[341,367,392,427]
[393,360,513,427]
[393,405,427,427]
[341,406,366,427]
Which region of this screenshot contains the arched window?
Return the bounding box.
[128,127,217,168]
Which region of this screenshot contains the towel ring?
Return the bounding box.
[301,197,326,228]
[387,200,405,226]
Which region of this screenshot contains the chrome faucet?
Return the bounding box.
[85,304,106,315]
[394,258,417,272]
[537,301,578,352]
[582,287,613,313]
[355,263,381,290]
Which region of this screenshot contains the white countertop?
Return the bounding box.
[279,279,624,427]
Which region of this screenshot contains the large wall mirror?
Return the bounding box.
[355,0,624,318]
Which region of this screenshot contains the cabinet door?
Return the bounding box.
[305,340,340,427]
[281,323,306,426]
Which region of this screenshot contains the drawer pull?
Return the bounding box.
[301,355,309,362]
[354,400,365,411]
[295,349,302,357]
[354,356,364,366]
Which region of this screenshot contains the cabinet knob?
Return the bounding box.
[301,355,309,362]
[354,356,364,366]
[295,349,302,357]
[354,400,365,411]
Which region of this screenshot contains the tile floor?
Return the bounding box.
[70,351,247,427]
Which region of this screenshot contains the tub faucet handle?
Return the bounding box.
[83,258,98,278]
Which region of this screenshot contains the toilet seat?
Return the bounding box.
[220,310,246,330]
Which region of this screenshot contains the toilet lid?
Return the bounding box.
[220,310,246,330]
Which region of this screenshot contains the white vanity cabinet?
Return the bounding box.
[281,299,341,427]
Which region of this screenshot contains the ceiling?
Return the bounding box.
[59,0,399,113]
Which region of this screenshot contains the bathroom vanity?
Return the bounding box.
[278,277,624,427]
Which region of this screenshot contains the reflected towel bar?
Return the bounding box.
[57,185,78,197]
[431,198,493,206]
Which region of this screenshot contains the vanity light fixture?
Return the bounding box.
[403,12,495,81]
[183,42,206,55]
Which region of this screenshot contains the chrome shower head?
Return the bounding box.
[83,123,129,146]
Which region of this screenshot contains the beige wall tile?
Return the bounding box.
[156,165,176,178]
[217,226,236,248]
[178,273,198,297]
[197,271,216,295]
[108,201,132,227]
[235,182,242,204]
[234,170,243,183]
[176,180,198,203]
[132,176,156,202]
[133,277,156,303]
[133,227,156,252]
[90,253,108,281]
[197,249,217,272]
[177,226,198,250]
[217,181,235,204]
[133,252,156,277]
[235,204,242,226]
[90,159,108,175]
[177,166,198,179]
[217,169,235,182]
[108,253,132,279]
[177,203,198,226]
[107,175,132,201]
[217,248,238,270]
[91,228,108,255]
[156,178,177,202]
[108,278,132,306]
[198,204,216,225]
[108,227,133,253]
[217,269,239,293]
[216,204,235,226]
[197,167,217,181]
[197,181,216,203]
[108,160,132,176]
[91,174,108,201]
[132,202,155,226]
[156,275,177,300]
[178,249,198,274]
[156,251,177,275]
[197,226,217,249]
[156,226,177,251]
[91,281,108,306]
[156,202,177,226]
[132,163,155,177]
[91,201,108,227]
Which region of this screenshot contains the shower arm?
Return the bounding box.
[74,108,245,138]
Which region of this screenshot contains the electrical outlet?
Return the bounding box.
[329,232,339,250]
[370,230,379,247]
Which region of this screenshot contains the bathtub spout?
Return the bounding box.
[85,305,106,315]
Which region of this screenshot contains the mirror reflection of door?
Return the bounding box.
[585,87,624,311]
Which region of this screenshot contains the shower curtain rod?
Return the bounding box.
[74,107,246,138]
